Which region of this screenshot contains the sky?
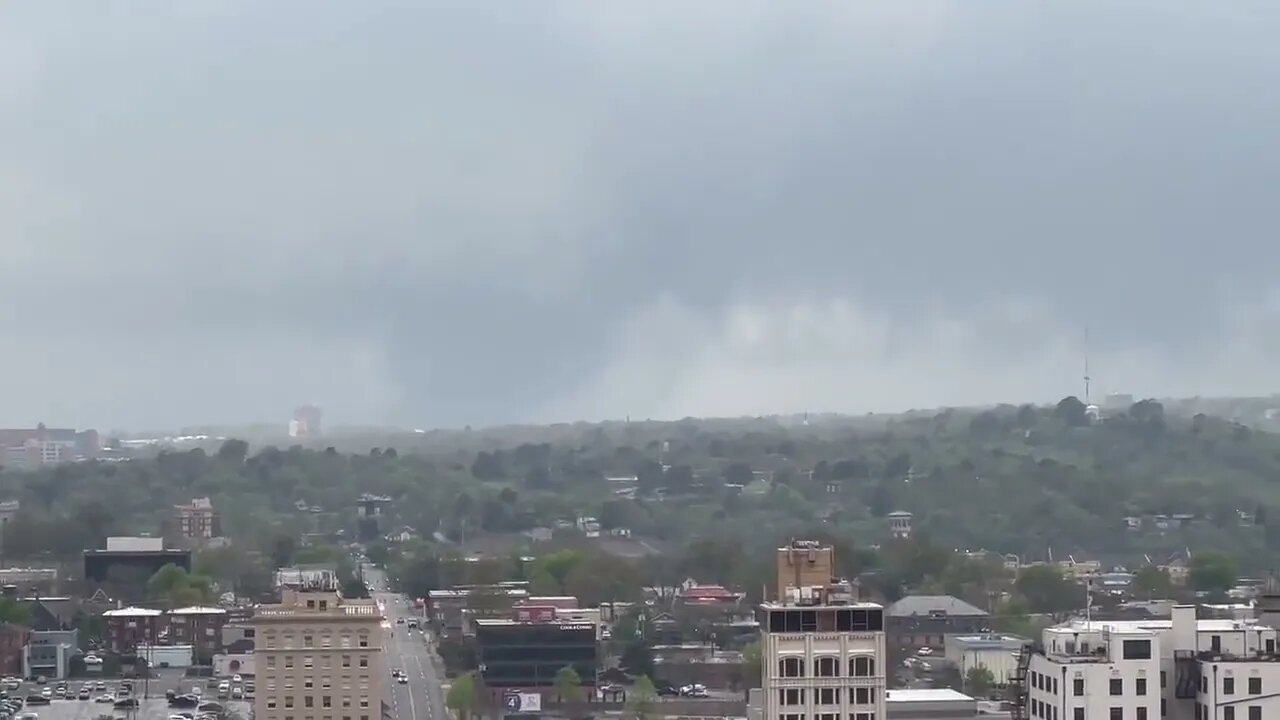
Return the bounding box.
[4,1,1280,431]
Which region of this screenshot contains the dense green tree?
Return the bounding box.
[1055,396,1089,426]
[624,676,657,720]
[965,666,995,698]
[1190,552,1238,593]
[445,673,479,720]
[552,665,583,703]
[1015,566,1078,616]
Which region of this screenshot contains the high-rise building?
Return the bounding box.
[760,544,886,720]
[252,588,386,720]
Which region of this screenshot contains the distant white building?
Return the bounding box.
[946,634,1028,686]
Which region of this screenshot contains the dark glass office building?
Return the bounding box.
[475,620,597,689]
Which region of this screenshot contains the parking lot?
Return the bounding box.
[2,674,251,720]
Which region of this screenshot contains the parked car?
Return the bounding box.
[22,697,47,707]
[94,695,114,704]
[168,694,200,708]
[231,674,242,684]
[76,689,90,701]
[231,687,243,699]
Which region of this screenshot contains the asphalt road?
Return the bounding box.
[366,566,448,720]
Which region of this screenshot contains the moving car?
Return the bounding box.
[22,697,47,707]
[95,695,115,704]
[396,676,408,685]
[114,698,139,709]
[231,687,243,699]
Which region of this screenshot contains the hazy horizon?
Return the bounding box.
[5,2,1280,430]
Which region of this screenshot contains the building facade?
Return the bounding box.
[759,585,887,720]
[102,607,165,654]
[22,628,77,679]
[1024,602,1280,720]
[174,498,220,540]
[946,634,1029,687]
[776,541,836,602]
[168,606,229,663]
[886,595,989,650]
[252,588,386,720]
[474,618,598,693]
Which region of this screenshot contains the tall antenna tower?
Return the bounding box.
[1083,327,1092,405]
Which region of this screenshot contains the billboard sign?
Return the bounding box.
[503,692,542,714]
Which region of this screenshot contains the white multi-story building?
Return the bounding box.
[760,583,886,720]
[1026,597,1280,720]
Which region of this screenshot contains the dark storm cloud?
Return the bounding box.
[3,2,1280,429]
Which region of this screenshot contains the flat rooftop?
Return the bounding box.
[887,688,974,703]
[759,601,883,609]
[1051,618,1258,634]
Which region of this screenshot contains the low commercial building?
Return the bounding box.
[886,688,977,719]
[474,616,598,694]
[887,595,990,650]
[945,634,1028,686]
[137,643,194,669]
[84,536,191,588]
[22,628,77,679]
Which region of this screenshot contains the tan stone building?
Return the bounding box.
[252,588,386,720]
[775,539,835,601]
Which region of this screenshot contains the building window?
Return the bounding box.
[304,635,314,647]
[1161,671,1166,689]
[1051,677,1058,694]
[815,656,839,677]
[305,679,314,689]
[285,698,295,709]
[359,699,370,709]
[854,688,874,705]
[1110,709,1121,720]
[267,700,278,710]
[1137,677,1147,696]
[285,657,294,669]
[267,655,277,669]
[358,634,370,648]
[1137,709,1147,720]
[1248,677,1262,694]
[780,658,804,678]
[780,689,804,706]
[1123,639,1152,660]
[1074,710,1083,720]
[780,715,802,720]
[358,657,368,668]
[817,688,838,705]
[853,714,875,720]
[1073,678,1084,696]
[1224,677,1235,695]
[304,657,314,669]
[1224,708,1234,720]
[323,697,332,709]
[1110,678,1122,696]
[851,656,875,677]
[342,655,351,668]
[817,714,837,720]
[305,697,315,708]
[1248,707,1261,720]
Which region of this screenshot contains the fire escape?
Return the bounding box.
[1008,643,1033,720]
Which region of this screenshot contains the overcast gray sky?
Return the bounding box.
[4,1,1280,431]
